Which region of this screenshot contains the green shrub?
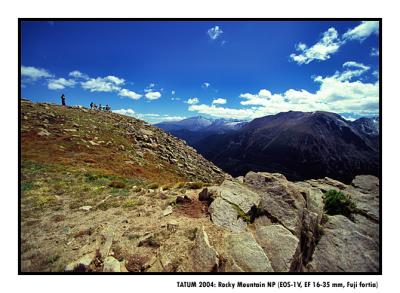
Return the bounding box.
[323,190,356,220]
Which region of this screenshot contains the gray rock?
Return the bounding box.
[255,224,301,272]
[198,188,210,201]
[307,215,379,272]
[167,220,179,232]
[65,253,95,271]
[208,197,247,232]
[79,205,92,211]
[103,256,121,272]
[162,206,173,217]
[225,232,273,272]
[245,172,306,237]
[37,128,51,136]
[191,226,219,272]
[219,180,260,213]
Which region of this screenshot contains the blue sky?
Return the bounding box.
[21,20,380,123]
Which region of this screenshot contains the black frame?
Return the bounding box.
[18,18,382,275]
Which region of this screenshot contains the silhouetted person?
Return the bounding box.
[106,104,110,111]
[90,102,94,110]
[61,94,66,106]
[99,104,102,111]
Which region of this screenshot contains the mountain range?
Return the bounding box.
[157,112,379,184]
[155,116,247,145]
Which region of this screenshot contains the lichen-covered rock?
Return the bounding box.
[208,197,247,232]
[307,215,379,272]
[190,226,219,272]
[103,256,122,272]
[219,180,260,213]
[244,172,306,237]
[255,224,301,272]
[225,232,273,272]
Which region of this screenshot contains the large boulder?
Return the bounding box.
[219,180,260,213]
[255,225,301,272]
[190,226,219,272]
[244,172,306,237]
[208,197,247,232]
[307,215,379,272]
[225,232,274,272]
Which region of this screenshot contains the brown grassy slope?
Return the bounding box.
[20,100,225,185]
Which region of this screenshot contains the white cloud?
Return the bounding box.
[207,26,223,40]
[189,104,255,120]
[113,108,185,124]
[105,75,125,85]
[343,21,379,42]
[171,90,176,95]
[212,98,227,105]
[290,28,341,64]
[370,47,379,57]
[332,61,370,81]
[189,61,379,120]
[81,76,123,92]
[68,70,88,79]
[21,66,53,80]
[118,88,142,100]
[202,82,210,88]
[290,22,379,65]
[186,97,199,105]
[47,78,76,90]
[113,108,135,116]
[145,91,162,100]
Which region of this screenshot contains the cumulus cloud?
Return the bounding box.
[343,21,379,42]
[21,66,53,80]
[330,61,370,81]
[81,76,124,92]
[202,82,210,88]
[47,78,76,90]
[290,28,341,64]
[207,26,223,40]
[212,98,227,105]
[171,90,176,95]
[113,108,185,124]
[145,91,162,100]
[186,97,199,105]
[118,88,142,100]
[189,104,254,120]
[113,108,135,116]
[189,61,379,120]
[68,70,88,79]
[290,21,379,65]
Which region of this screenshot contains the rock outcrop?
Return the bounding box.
[205,172,379,273]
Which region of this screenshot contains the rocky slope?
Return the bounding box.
[20,101,379,272]
[194,111,379,184]
[21,100,225,185]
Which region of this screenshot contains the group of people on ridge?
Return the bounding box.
[90,102,111,111]
[60,94,111,112]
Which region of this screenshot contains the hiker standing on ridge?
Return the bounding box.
[61,94,66,106]
[99,104,102,111]
[90,102,94,110]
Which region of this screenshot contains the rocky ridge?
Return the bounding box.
[20,100,225,184]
